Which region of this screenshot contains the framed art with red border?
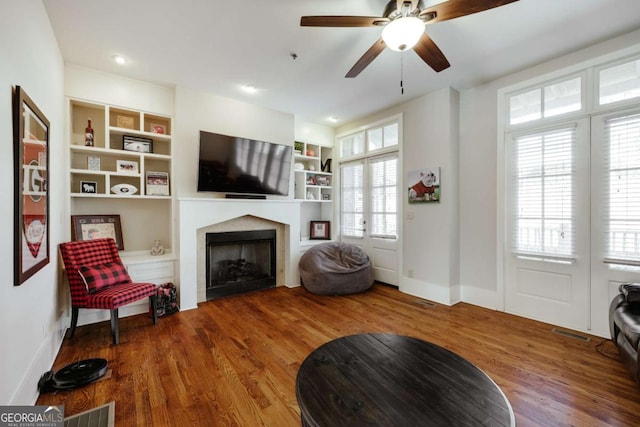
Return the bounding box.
[13,86,50,285]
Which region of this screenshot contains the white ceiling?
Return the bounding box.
[42,0,640,126]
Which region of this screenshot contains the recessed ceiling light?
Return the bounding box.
[242,84,258,94]
[113,55,126,65]
[328,116,339,123]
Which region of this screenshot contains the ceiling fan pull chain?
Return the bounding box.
[400,52,404,95]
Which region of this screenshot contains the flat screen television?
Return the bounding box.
[197,130,293,196]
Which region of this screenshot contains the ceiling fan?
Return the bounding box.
[301,0,519,78]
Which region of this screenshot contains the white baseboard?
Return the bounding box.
[399,277,456,306]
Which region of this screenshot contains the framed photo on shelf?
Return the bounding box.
[316,175,330,186]
[80,181,97,194]
[123,135,152,153]
[116,159,138,174]
[322,193,330,201]
[13,86,50,285]
[146,171,169,196]
[87,155,100,171]
[310,221,331,240]
[71,214,124,250]
[116,115,135,129]
[149,123,166,134]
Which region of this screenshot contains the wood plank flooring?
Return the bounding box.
[37,284,640,426]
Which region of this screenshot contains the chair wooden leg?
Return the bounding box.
[69,307,79,339]
[150,295,158,325]
[110,309,119,345]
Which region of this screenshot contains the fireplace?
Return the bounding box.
[206,229,276,299]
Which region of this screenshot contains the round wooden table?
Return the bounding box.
[296,333,515,426]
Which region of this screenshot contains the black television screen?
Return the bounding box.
[197,130,293,196]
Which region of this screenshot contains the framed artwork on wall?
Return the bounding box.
[407,167,440,203]
[13,86,50,285]
[310,221,331,240]
[71,214,124,250]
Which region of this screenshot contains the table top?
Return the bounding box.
[296,333,515,427]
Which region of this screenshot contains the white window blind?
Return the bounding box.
[341,162,364,238]
[369,155,398,238]
[604,113,640,264]
[511,127,576,258]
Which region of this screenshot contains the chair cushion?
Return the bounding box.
[620,283,640,304]
[79,262,131,294]
[86,282,158,310]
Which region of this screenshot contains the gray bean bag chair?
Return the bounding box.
[299,242,374,295]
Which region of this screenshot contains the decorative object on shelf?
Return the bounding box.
[150,239,165,256]
[295,141,304,152]
[321,158,332,173]
[111,183,138,195]
[146,171,170,196]
[116,115,135,129]
[316,175,330,186]
[306,191,315,200]
[408,167,440,203]
[80,181,97,194]
[13,85,50,285]
[310,220,331,240]
[87,155,100,171]
[309,164,316,171]
[306,149,316,157]
[123,135,153,153]
[149,123,166,134]
[306,175,316,185]
[295,163,304,170]
[71,214,124,250]
[85,118,94,146]
[116,159,138,174]
[322,193,330,201]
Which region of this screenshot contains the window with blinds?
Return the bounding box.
[511,127,576,258]
[341,162,364,238]
[604,113,640,264]
[369,155,398,238]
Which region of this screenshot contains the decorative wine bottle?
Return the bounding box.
[85,119,94,146]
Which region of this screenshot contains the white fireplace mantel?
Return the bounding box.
[178,198,301,310]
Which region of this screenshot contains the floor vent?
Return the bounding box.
[64,401,114,427]
[552,328,590,342]
[414,299,437,308]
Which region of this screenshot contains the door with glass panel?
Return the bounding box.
[504,120,590,330]
[339,122,400,286]
[590,108,640,332]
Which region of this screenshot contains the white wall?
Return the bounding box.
[0,0,65,404]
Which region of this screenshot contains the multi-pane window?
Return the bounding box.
[511,127,576,257]
[341,162,364,238]
[369,155,398,238]
[604,113,640,263]
[599,58,640,105]
[340,132,364,158]
[509,77,582,125]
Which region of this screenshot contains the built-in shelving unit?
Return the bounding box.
[293,142,333,202]
[69,99,172,198]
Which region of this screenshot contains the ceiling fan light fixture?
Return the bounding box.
[381,16,425,52]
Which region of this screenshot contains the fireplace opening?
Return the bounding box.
[206,229,276,300]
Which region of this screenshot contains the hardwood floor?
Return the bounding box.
[37,284,640,426]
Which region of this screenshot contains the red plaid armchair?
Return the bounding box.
[59,238,158,344]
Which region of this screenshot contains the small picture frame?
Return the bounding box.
[310,221,331,240]
[322,193,330,201]
[123,135,153,153]
[71,214,124,250]
[146,171,170,196]
[80,181,97,194]
[87,156,100,171]
[116,160,138,174]
[316,175,331,186]
[117,115,135,129]
[149,123,166,135]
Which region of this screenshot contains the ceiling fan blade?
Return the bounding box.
[413,33,450,72]
[301,16,388,27]
[346,38,387,78]
[420,0,519,24]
